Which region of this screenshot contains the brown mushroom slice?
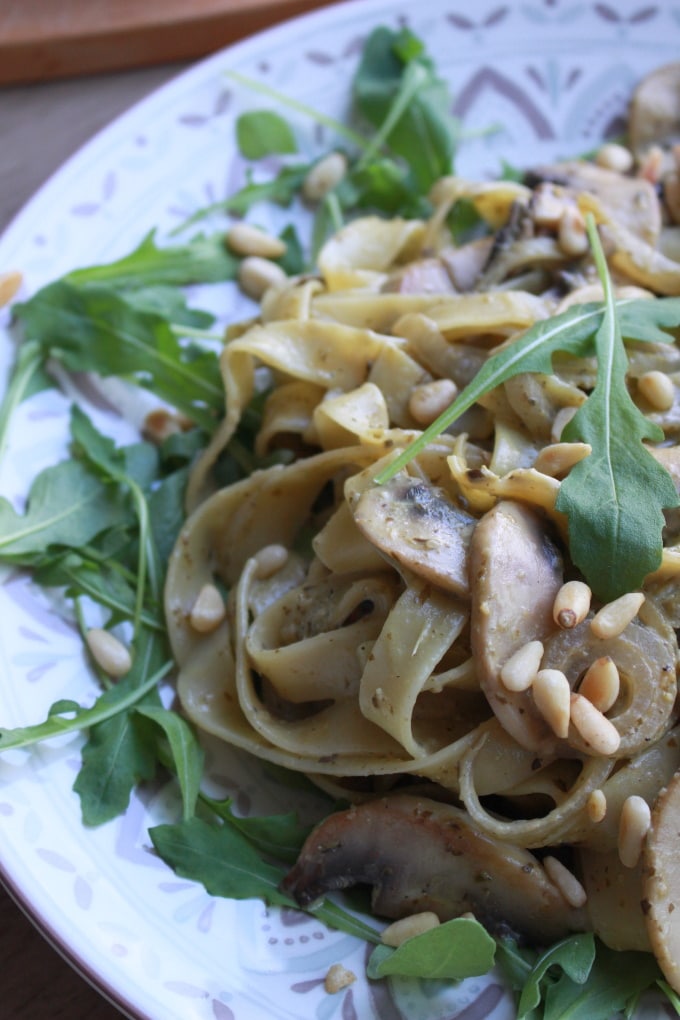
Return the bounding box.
[629,63,680,165]
[541,605,678,759]
[469,500,563,753]
[348,475,476,597]
[642,770,680,994]
[527,160,661,244]
[281,794,588,944]
[579,848,651,953]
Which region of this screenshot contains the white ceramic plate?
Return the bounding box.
[1,1,678,1017]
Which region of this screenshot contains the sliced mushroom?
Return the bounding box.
[642,769,680,994]
[527,160,661,245]
[439,236,494,292]
[281,794,588,944]
[382,257,456,294]
[469,500,564,753]
[629,63,680,166]
[578,848,651,952]
[347,475,476,597]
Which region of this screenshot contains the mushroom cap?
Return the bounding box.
[282,793,588,944]
[642,770,680,993]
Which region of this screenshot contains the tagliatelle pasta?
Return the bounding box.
[165,150,680,983]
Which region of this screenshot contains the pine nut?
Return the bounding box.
[324,963,356,994]
[226,222,287,258]
[408,378,458,426]
[570,693,621,755]
[586,789,607,823]
[532,669,571,738]
[381,911,440,947]
[500,640,544,692]
[558,205,589,257]
[551,406,578,443]
[534,442,591,478]
[590,592,645,639]
[531,186,566,229]
[253,543,289,579]
[552,580,592,629]
[637,370,675,411]
[303,151,348,203]
[618,794,651,868]
[86,627,132,678]
[189,582,226,633]
[0,269,22,308]
[238,256,288,300]
[595,142,634,175]
[579,656,620,713]
[543,855,588,908]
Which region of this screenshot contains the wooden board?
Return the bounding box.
[0,0,342,85]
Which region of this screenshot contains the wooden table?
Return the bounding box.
[0,4,338,1015]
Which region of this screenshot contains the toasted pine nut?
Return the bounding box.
[143,408,189,444]
[500,640,544,692]
[595,142,634,174]
[534,442,591,478]
[618,794,651,868]
[381,911,440,947]
[532,669,571,738]
[0,270,22,308]
[579,656,620,713]
[254,543,289,579]
[552,580,592,629]
[586,789,607,823]
[324,963,356,994]
[303,151,348,203]
[570,693,621,755]
[238,256,287,300]
[86,627,132,678]
[543,855,588,908]
[551,406,578,443]
[226,222,286,258]
[637,370,675,411]
[408,378,458,426]
[558,205,589,257]
[531,186,566,229]
[590,592,645,639]
[189,583,226,634]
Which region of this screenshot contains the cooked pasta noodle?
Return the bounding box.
[165,109,680,979]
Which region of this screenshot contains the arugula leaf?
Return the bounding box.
[14,280,224,431]
[0,458,124,561]
[74,629,166,825]
[150,816,299,906]
[555,219,679,601]
[0,659,170,751]
[202,796,313,865]
[516,933,596,1018]
[541,943,662,1019]
[236,110,297,159]
[353,26,458,191]
[150,816,380,942]
[34,553,164,632]
[175,164,311,230]
[70,406,162,632]
[367,917,496,981]
[65,230,238,289]
[136,705,204,821]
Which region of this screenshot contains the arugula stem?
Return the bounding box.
[169,324,225,345]
[356,62,428,167]
[0,661,173,750]
[225,70,368,151]
[0,340,43,469]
